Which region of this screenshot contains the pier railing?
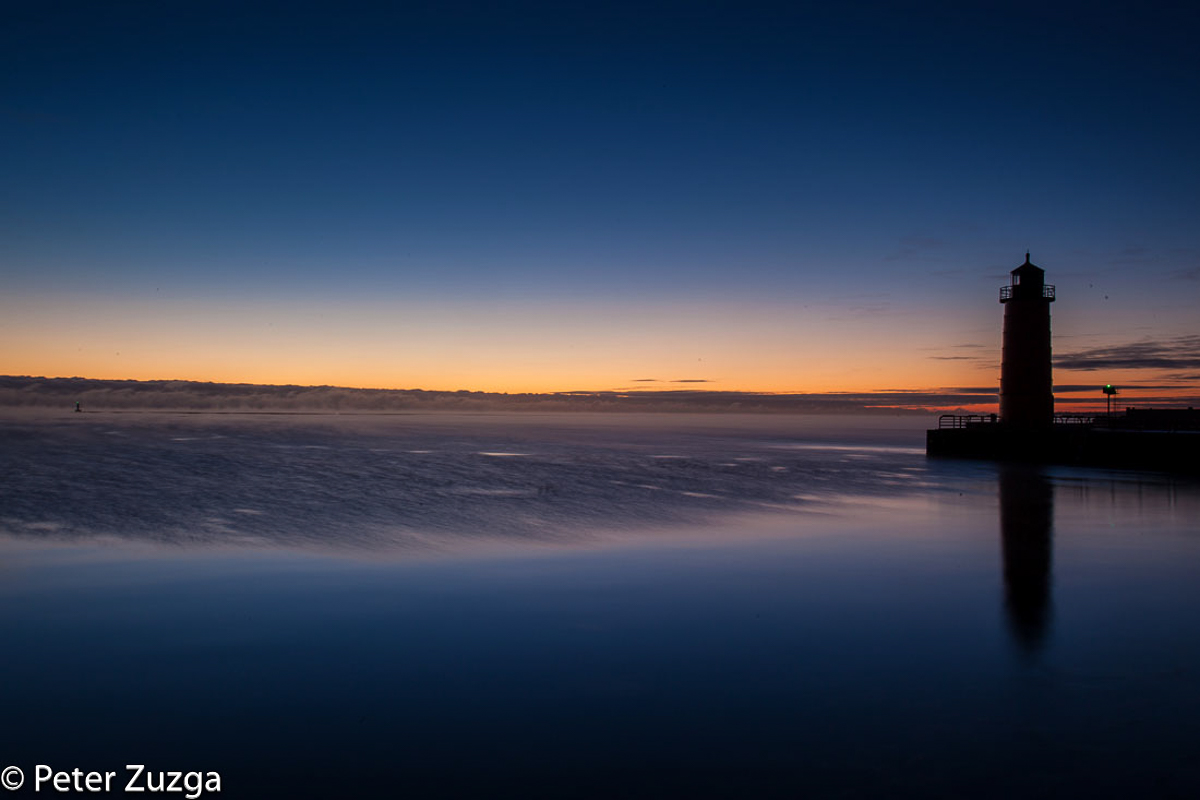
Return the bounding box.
[1053,413,1097,425]
[937,414,998,429]
[939,413,1101,429]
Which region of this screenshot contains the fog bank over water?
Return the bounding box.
[1,376,965,413]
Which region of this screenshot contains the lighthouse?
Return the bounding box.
[930,258,1197,470]
[999,254,1055,428]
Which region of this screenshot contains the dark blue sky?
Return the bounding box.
[2,1,1198,397]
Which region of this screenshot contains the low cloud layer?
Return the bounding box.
[0,376,958,414]
[1054,335,1200,371]
[5,375,1196,416]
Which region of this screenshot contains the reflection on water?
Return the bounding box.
[2,412,1200,797]
[998,467,1054,653]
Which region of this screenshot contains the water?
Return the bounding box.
[1,410,1198,798]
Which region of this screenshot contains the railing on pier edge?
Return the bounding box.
[1054,413,1099,425]
[937,414,997,429]
[937,413,1100,429]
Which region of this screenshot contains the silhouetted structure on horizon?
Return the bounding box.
[1000,254,1054,428]
[927,256,1199,472]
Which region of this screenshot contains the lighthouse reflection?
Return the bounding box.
[998,467,1054,652]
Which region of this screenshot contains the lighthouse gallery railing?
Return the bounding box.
[999,284,1055,301]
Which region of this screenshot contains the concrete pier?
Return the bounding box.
[926,256,1199,473]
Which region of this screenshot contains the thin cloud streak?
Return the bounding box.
[6,375,1198,414]
[1054,335,1200,371]
[0,376,995,414]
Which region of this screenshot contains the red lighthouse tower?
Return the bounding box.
[999,254,1055,428]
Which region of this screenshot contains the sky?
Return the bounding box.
[2,0,1198,410]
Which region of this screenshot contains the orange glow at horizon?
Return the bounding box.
[1,292,998,395]
[3,291,1195,409]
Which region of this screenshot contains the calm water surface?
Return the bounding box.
[1,411,1198,798]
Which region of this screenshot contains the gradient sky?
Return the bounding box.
[2,1,1198,408]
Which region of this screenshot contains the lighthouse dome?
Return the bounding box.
[1011,253,1044,280]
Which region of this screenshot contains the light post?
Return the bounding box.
[1103,384,1117,417]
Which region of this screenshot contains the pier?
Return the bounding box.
[927,409,1199,472]
[926,256,1199,473]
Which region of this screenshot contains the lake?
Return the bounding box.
[1,411,1198,798]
